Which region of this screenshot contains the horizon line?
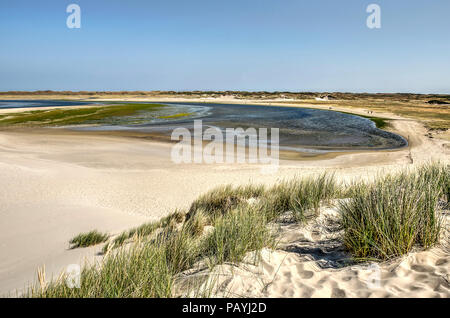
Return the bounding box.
[1,90,450,96]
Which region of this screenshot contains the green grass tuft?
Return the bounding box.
[339,163,446,260]
[31,205,274,297]
[31,242,174,298]
[102,210,186,253]
[69,230,109,249]
[261,173,339,222]
[203,206,277,267]
[187,184,265,222]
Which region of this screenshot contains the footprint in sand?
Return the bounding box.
[435,258,447,266]
[411,264,435,273]
[331,288,346,298]
[299,270,314,279]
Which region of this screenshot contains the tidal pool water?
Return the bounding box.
[98,102,407,152]
[0,100,407,152]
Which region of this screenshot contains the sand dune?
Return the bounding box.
[183,207,449,298]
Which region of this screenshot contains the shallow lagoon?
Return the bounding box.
[0,100,407,152]
[106,102,407,152]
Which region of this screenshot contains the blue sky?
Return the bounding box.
[1,0,449,93]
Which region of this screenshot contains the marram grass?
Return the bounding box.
[186,184,265,223]
[339,163,447,260]
[31,205,276,297]
[202,205,277,267]
[261,173,339,222]
[102,210,185,253]
[69,230,109,249]
[30,165,448,297]
[31,242,173,297]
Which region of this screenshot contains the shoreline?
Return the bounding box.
[0,98,411,160]
[0,125,407,162]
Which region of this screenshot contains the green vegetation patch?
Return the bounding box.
[203,206,277,267]
[0,103,166,127]
[32,241,174,297]
[262,173,339,222]
[333,110,389,129]
[29,164,448,297]
[69,230,109,249]
[339,163,447,260]
[365,116,389,129]
[159,112,192,119]
[102,210,185,253]
[186,184,266,223]
[33,206,274,297]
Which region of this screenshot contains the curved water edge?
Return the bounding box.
[0,100,408,153]
[158,102,408,152]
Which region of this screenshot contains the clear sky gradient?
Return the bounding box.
[1,0,449,93]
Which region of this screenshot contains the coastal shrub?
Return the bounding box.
[69,230,109,249]
[339,166,444,260]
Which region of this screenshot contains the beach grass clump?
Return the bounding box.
[69,230,109,249]
[444,166,450,204]
[186,174,338,225]
[31,206,274,297]
[289,173,339,221]
[32,222,202,298]
[260,182,293,220]
[203,206,276,267]
[339,166,444,260]
[101,222,159,253]
[184,209,208,237]
[159,223,203,274]
[102,210,185,253]
[31,242,174,298]
[262,173,339,222]
[416,162,450,204]
[187,184,265,222]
